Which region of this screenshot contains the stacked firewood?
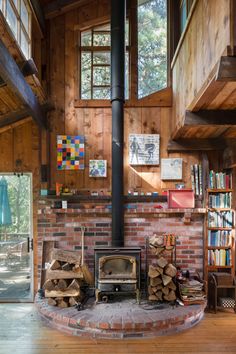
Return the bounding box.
[148,234,177,302]
[43,248,93,308]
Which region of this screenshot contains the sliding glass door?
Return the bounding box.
[0,173,33,301]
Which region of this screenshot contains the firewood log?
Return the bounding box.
[162,286,169,296]
[148,294,159,301]
[43,279,55,291]
[47,298,57,306]
[156,257,168,268]
[50,259,61,270]
[69,296,80,307]
[152,284,162,292]
[57,279,69,290]
[150,276,162,286]
[148,285,155,295]
[164,263,177,277]
[61,262,72,271]
[156,291,163,301]
[56,297,69,308]
[51,248,81,265]
[164,290,176,301]
[153,247,165,256]
[68,279,81,291]
[148,265,160,278]
[46,269,83,280]
[45,288,82,298]
[168,280,177,291]
[162,274,172,286]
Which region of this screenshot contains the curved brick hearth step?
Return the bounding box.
[35,294,206,339]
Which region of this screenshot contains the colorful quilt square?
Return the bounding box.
[57,135,85,170]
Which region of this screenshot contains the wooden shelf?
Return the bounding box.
[207,227,233,231]
[207,265,233,270]
[208,208,232,211]
[41,195,167,203]
[207,246,232,250]
[207,189,233,193]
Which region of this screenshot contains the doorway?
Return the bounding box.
[0,173,33,302]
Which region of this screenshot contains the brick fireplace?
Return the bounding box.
[37,199,205,289]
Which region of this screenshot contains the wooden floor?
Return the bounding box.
[0,304,236,354]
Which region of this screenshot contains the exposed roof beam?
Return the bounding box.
[43,0,91,19]
[216,56,236,81]
[167,139,226,152]
[30,0,46,36]
[0,39,46,129]
[0,102,54,129]
[185,110,236,126]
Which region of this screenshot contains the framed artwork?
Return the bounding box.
[129,134,160,165]
[161,158,183,180]
[89,160,107,177]
[57,135,85,170]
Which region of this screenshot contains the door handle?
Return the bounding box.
[27,237,33,252]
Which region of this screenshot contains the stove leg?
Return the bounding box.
[95,289,100,303]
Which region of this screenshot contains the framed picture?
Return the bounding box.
[129,134,160,165]
[161,158,183,180]
[89,160,107,177]
[57,135,85,170]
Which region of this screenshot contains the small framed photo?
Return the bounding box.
[161,158,183,180]
[89,160,107,177]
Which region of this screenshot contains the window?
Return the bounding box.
[137,0,167,99]
[0,0,31,59]
[180,0,194,33]
[80,22,129,100]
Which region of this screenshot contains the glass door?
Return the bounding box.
[0,173,33,301]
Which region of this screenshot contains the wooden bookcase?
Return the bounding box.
[204,187,235,283]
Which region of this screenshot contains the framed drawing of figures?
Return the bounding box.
[129,134,160,165]
[161,158,183,180]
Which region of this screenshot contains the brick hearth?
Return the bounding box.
[35,294,206,338]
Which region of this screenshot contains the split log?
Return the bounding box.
[148,294,159,301]
[43,279,55,291]
[164,263,177,278]
[47,298,57,306]
[148,285,155,295]
[68,279,80,291]
[162,286,169,296]
[148,265,160,278]
[61,262,71,271]
[69,296,80,307]
[57,279,69,290]
[56,298,69,308]
[152,285,162,292]
[51,248,81,265]
[50,259,61,270]
[164,290,176,301]
[153,247,165,256]
[150,276,162,286]
[162,274,172,286]
[45,288,82,298]
[156,257,168,268]
[46,269,83,280]
[168,280,177,291]
[156,291,163,301]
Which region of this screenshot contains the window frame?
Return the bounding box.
[75,1,171,108]
[0,0,32,59]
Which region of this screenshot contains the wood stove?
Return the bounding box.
[94,247,141,303]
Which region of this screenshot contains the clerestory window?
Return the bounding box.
[0,0,31,59]
[80,22,129,100]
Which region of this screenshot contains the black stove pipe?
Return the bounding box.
[111,0,126,247]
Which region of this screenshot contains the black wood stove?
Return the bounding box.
[94,247,141,303]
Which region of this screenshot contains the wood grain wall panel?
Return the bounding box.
[172,0,231,133]
[49,15,65,187]
[0,130,13,171]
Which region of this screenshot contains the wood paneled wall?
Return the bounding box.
[45,2,204,194]
[171,0,231,134]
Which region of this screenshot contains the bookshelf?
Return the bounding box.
[204,171,235,284]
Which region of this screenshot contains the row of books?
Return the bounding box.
[190,164,202,196]
[208,230,232,247]
[208,211,234,228]
[208,249,231,266]
[208,192,232,208]
[208,171,232,189]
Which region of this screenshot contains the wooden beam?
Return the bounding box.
[43,0,91,19]
[0,39,46,129]
[0,102,53,129]
[185,110,236,126]
[167,139,226,152]
[30,0,46,36]
[216,56,236,81]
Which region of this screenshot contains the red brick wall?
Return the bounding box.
[37,200,204,289]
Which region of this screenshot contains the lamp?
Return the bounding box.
[0,177,12,226]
